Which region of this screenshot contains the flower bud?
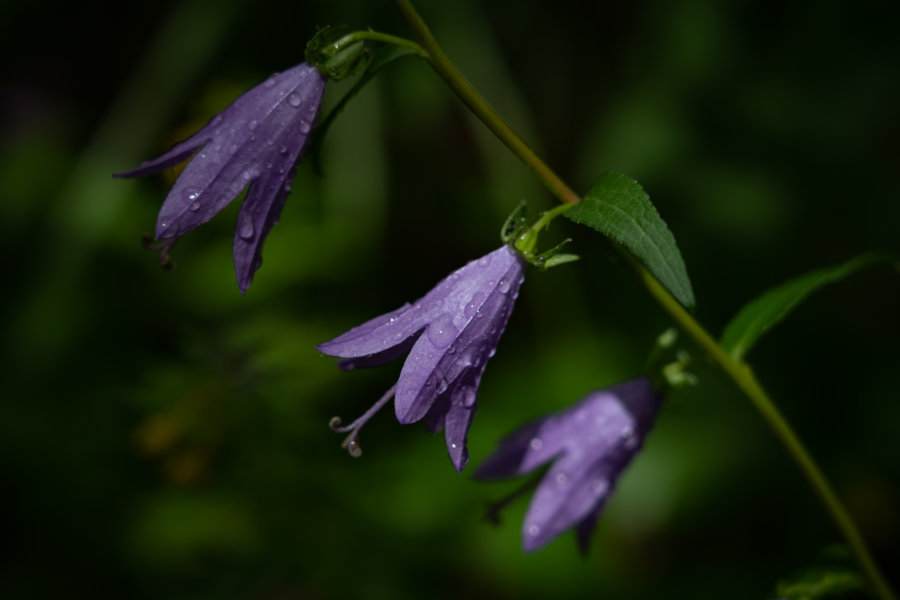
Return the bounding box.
[305,26,369,81]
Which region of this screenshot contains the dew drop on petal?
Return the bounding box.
[435,377,448,394]
[238,222,255,240]
[591,478,609,495]
[529,438,543,451]
[478,255,491,268]
[464,292,484,318]
[263,75,277,88]
[278,145,289,155]
[299,120,311,134]
[556,472,568,487]
[497,278,510,294]
[462,387,476,407]
[188,201,200,212]
[287,93,302,107]
[248,119,259,131]
[427,313,458,349]
[527,524,541,537]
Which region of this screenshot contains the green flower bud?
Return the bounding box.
[305,26,369,81]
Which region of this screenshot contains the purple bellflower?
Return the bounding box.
[475,377,660,552]
[115,62,327,292]
[317,245,527,472]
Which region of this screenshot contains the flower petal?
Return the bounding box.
[522,456,617,552]
[394,247,525,424]
[316,303,429,358]
[155,64,326,239]
[114,130,211,179]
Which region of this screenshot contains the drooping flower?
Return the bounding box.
[115,62,327,292]
[317,244,527,472]
[474,377,660,552]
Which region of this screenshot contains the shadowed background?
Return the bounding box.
[1,0,898,598]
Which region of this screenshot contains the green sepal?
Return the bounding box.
[306,26,369,81]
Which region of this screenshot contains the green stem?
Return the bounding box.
[392,1,896,598]
[337,30,427,58]
[391,0,581,206]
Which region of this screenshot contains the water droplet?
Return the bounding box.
[478,255,491,268]
[242,168,260,180]
[426,313,458,349]
[299,120,311,134]
[527,524,541,537]
[497,278,510,294]
[159,221,168,229]
[555,473,568,486]
[529,438,543,451]
[248,119,259,131]
[435,377,448,394]
[239,221,255,240]
[188,201,200,212]
[263,75,278,88]
[621,426,634,440]
[287,93,302,107]
[284,182,292,192]
[462,388,476,407]
[229,144,238,153]
[188,192,200,201]
[591,478,608,495]
[474,310,483,319]
[464,292,485,318]
[450,443,457,449]
[278,145,289,155]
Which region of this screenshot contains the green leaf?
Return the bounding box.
[720,253,896,360]
[310,44,418,174]
[566,171,695,309]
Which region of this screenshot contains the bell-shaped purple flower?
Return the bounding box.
[115,62,327,292]
[318,245,526,472]
[475,377,660,552]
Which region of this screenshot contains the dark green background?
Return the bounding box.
[2,1,898,598]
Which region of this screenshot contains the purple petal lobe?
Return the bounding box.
[394,246,525,424]
[319,245,527,469]
[117,62,327,290]
[474,377,660,552]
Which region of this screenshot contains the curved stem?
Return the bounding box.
[337,30,427,58]
[391,0,580,206]
[391,1,896,598]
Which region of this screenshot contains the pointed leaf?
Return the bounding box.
[721,253,896,360]
[566,171,695,309]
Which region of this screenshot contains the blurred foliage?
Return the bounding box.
[1,0,898,598]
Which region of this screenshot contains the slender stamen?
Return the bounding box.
[484,473,541,525]
[329,384,396,458]
[141,234,178,271]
